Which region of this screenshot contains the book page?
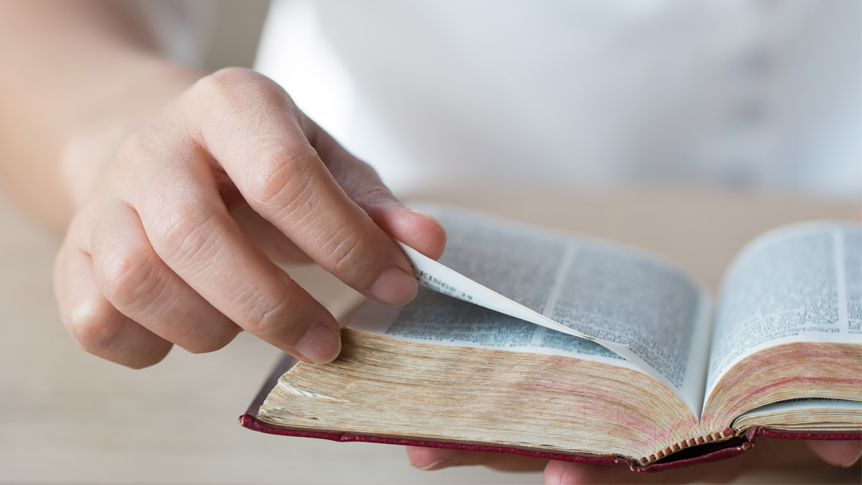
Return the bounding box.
[351,288,638,371]
[737,398,862,419]
[705,223,862,402]
[362,206,713,415]
[732,398,862,433]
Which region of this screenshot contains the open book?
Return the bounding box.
[241,206,862,470]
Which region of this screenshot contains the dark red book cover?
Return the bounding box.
[239,354,861,472]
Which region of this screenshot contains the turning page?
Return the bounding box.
[352,206,713,415]
[705,223,862,401]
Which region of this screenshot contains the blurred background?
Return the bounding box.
[199,0,269,73]
[199,0,861,199]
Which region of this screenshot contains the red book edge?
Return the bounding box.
[240,354,861,472]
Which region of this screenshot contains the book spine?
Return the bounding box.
[638,428,737,466]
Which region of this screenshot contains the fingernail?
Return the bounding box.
[70,301,98,330]
[294,323,340,364]
[370,266,418,305]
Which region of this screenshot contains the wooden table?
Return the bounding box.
[1,189,858,483]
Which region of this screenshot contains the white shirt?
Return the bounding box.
[257,1,860,197]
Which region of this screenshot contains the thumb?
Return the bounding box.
[807,440,862,467]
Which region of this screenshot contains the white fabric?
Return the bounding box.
[256,0,861,198]
[126,0,213,67]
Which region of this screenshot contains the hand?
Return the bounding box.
[406,439,862,483]
[54,67,446,368]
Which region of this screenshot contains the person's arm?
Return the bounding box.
[0,0,445,368]
[0,0,183,229]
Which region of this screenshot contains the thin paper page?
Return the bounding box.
[738,398,862,420]
[705,223,862,402]
[390,206,712,416]
[398,244,577,335]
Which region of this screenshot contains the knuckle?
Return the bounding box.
[66,300,122,356]
[196,68,287,113]
[339,162,394,205]
[244,290,296,341]
[352,158,382,181]
[204,67,260,92]
[117,124,156,156]
[326,232,373,280]
[148,201,218,263]
[246,147,318,212]
[114,123,164,171]
[355,183,393,207]
[97,245,157,308]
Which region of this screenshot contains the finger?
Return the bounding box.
[405,446,547,472]
[544,461,647,485]
[544,461,695,485]
[189,68,418,305]
[231,202,312,264]
[545,462,630,485]
[54,227,172,368]
[301,115,447,260]
[807,440,862,467]
[216,164,311,265]
[123,138,341,364]
[89,198,241,353]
